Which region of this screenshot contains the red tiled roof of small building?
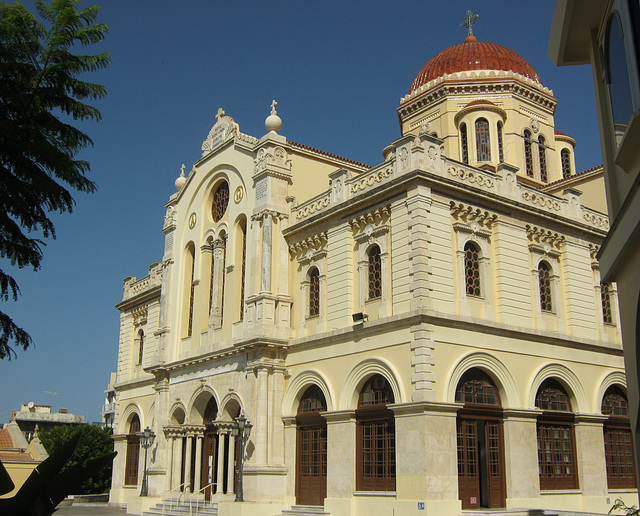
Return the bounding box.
[0,451,35,462]
[0,428,14,448]
[409,37,541,94]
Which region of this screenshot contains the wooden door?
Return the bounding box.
[296,423,327,505]
[124,435,140,486]
[457,417,506,509]
[201,429,217,500]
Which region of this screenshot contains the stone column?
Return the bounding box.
[502,409,542,501]
[228,434,236,495]
[173,436,183,490]
[277,215,290,296]
[216,432,225,494]
[255,367,269,465]
[194,435,203,493]
[184,435,193,493]
[210,239,226,328]
[261,214,272,293]
[165,435,174,491]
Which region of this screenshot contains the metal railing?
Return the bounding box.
[189,481,216,516]
[161,482,187,516]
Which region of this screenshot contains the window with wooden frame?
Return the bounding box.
[475,118,491,162]
[356,375,395,491]
[601,283,613,324]
[524,130,534,177]
[464,242,482,297]
[368,245,382,300]
[211,181,230,222]
[602,386,636,489]
[538,261,553,312]
[125,414,141,486]
[561,149,572,178]
[497,122,504,163]
[137,330,144,365]
[460,123,469,164]
[308,267,320,318]
[538,136,548,182]
[296,385,327,505]
[535,380,578,490]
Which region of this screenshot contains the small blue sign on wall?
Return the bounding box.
[418,502,425,510]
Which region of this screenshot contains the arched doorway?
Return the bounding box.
[201,397,218,500]
[125,414,141,486]
[296,385,327,505]
[456,369,506,509]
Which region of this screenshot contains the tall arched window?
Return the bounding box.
[538,261,553,312]
[524,130,534,177]
[185,244,196,337]
[212,181,230,222]
[561,149,572,178]
[475,118,491,162]
[535,380,578,490]
[464,242,481,297]
[125,414,141,486]
[296,385,327,505]
[356,375,395,491]
[239,219,247,321]
[602,386,636,488]
[368,245,382,300]
[460,123,469,164]
[601,283,613,324]
[308,267,320,317]
[455,369,505,509]
[497,122,504,163]
[538,136,548,182]
[137,329,144,365]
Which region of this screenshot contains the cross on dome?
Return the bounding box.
[460,10,479,36]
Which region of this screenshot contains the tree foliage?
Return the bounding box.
[0,0,109,359]
[39,424,114,494]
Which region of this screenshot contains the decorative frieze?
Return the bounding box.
[526,224,565,258]
[447,166,495,189]
[288,232,328,263]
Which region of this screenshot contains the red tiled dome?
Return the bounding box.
[408,37,541,94]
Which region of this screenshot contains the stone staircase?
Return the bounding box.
[461,511,555,516]
[279,505,331,516]
[143,498,218,516]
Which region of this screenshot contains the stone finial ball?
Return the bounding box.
[265,113,282,133]
[175,175,187,191]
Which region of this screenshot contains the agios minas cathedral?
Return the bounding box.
[109,19,638,516]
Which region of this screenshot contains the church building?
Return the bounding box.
[109,15,637,516]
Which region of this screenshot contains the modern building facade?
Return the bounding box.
[549,0,640,491]
[110,23,637,516]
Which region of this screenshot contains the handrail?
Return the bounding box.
[161,482,188,516]
[189,481,216,516]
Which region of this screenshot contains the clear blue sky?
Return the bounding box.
[0,0,601,425]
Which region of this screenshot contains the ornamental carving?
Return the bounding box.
[349,206,391,244]
[526,225,565,250]
[521,191,561,211]
[163,206,177,229]
[447,167,495,188]
[582,210,609,229]
[349,167,392,194]
[254,145,292,174]
[450,202,497,234]
[289,232,328,262]
[202,109,239,155]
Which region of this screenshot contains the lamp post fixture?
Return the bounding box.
[139,426,155,497]
[231,414,252,502]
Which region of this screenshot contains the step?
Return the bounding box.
[281,505,330,516]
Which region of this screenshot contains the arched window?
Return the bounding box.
[203,397,218,424]
[185,244,196,337]
[212,181,230,222]
[455,369,505,509]
[497,122,504,163]
[602,385,637,487]
[561,149,572,178]
[356,375,395,491]
[460,123,469,164]
[605,11,634,140]
[137,330,144,365]
[209,243,215,315]
[464,242,481,297]
[125,414,141,486]
[538,261,553,312]
[535,380,578,490]
[239,219,247,321]
[538,136,548,182]
[368,245,382,300]
[524,130,534,177]
[296,385,327,505]
[308,267,320,317]
[475,118,491,162]
[601,283,613,324]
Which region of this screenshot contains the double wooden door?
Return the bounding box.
[296,421,327,505]
[457,416,506,509]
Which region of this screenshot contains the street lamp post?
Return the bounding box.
[231,414,252,502]
[139,426,156,497]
